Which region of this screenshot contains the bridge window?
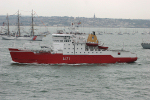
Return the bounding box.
[64,40,69,42]
[53,40,59,42]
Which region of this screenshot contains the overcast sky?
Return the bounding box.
[1,0,150,19]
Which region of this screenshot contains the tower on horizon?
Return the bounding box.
[94,13,95,18]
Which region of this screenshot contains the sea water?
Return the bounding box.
[0,27,150,100]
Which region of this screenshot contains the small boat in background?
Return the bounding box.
[118,32,123,35]
[141,43,150,49]
[141,39,150,49]
[97,31,103,35]
[141,33,146,35]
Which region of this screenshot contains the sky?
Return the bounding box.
[1,0,150,19]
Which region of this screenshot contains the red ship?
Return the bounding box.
[9,31,137,64]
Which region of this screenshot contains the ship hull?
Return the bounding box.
[141,43,150,49]
[2,36,32,40]
[9,50,137,64]
[2,36,16,40]
[2,35,44,41]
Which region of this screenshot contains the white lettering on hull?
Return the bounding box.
[63,57,70,60]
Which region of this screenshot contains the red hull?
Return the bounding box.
[9,51,137,64]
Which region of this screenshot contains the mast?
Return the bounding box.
[31,10,34,36]
[17,10,21,36]
[6,14,9,35]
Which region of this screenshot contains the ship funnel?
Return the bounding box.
[93,31,95,35]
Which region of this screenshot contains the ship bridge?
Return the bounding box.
[52,34,73,53]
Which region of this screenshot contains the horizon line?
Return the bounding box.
[0,15,149,20]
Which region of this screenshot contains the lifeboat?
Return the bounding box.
[98,45,108,50]
[9,48,21,51]
[86,42,98,46]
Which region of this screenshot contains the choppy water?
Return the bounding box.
[1,27,150,100]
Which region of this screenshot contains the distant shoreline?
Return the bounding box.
[0,15,150,28]
[0,25,148,28]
